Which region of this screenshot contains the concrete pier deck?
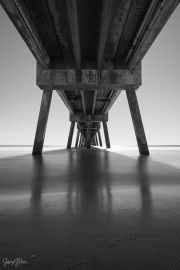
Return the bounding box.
[0,146,180,269]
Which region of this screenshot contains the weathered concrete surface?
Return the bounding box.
[129,0,180,69]
[75,130,80,147]
[97,0,114,69]
[103,122,111,148]
[98,130,103,147]
[32,90,53,155]
[67,121,75,149]
[1,146,180,270]
[0,0,51,68]
[37,68,142,90]
[1,0,178,70]
[70,114,108,123]
[126,89,149,155]
[66,0,81,68]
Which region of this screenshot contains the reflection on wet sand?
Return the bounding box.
[66,149,112,216]
[137,156,152,226]
[31,156,44,216]
[27,147,177,222]
[1,147,180,270]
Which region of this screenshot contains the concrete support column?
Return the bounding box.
[91,136,94,146]
[93,137,96,146]
[67,121,75,149]
[86,134,91,148]
[86,122,91,149]
[79,134,82,147]
[95,134,99,146]
[126,89,149,155]
[75,130,80,147]
[98,130,102,146]
[81,135,85,147]
[81,136,85,147]
[103,121,111,148]
[32,89,53,155]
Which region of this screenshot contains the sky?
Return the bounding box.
[0,4,180,146]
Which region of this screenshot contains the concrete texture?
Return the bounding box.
[0,146,180,270]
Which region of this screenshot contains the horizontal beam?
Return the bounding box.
[78,123,100,128]
[51,57,138,69]
[127,0,180,69]
[68,97,111,103]
[114,0,137,58]
[77,122,100,130]
[70,114,108,122]
[66,0,81,69]
[102,90,122,114]
[37,66,141,91]
[97,0,114,69]
[0,0,51,68]
[78,127,99,131]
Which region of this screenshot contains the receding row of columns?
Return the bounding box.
[66,121,109,149]
[32,89,149,155]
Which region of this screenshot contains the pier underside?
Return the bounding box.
[0,0,179,153]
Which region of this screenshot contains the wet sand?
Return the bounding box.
[0,146,180,269]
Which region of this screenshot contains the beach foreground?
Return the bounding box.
[0,146,180,269]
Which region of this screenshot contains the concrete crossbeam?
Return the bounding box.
[70,114,108,122]
[68,97,111,103]
[37,67,142,91]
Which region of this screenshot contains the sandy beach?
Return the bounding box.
[0,146,180,269]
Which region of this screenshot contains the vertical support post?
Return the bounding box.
[94,134,97,146]
[86,121,91,149]
[79,134,82,147]
[98,130,102,146]
[75,130,80,147]
[95,134,99,146]
[92,135,95,146]
[103,121,111,148]
[126,89,149,155]
[32,89,53,155]
[94,136,96,146]
[82,136,84,147]
[81,135,84,147]
[67,121,75,149]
